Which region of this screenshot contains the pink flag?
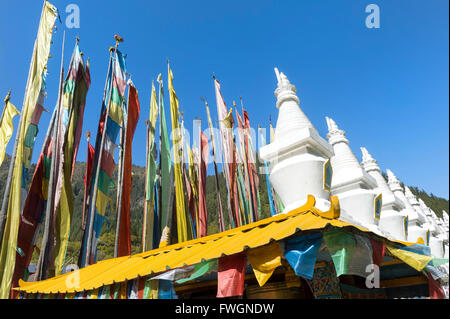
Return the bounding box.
[217,252,247,298]
[198,131,209,237]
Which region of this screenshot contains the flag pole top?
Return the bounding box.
[76,35,79,44]
[4,89,11,103]
[114,35,124,48]
[200,97,208,106]
[86,130,91,143]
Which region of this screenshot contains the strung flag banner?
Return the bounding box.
[345,235,373,278]
[386,244,432,272]
[284,233,323,280]
[175,260,217,285]
[247,242,283,287]
[323,230,356,277]
[369,238,385,267]
[217,252,247,298]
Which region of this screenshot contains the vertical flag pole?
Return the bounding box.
[84,38,120,266]
[202,97,225,233]
[114,79,130,258]
[142,106,150,252]
[35,30,66,280]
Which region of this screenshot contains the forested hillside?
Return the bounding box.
[0,154,448,266]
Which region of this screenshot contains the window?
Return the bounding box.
[323,159,332,191]
[403,216,408,238]
[374,194,382,220]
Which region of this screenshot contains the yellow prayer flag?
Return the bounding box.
[0,1,57,299]
[270,123,275,143]
[247,242,283,287]
[168,66,188,243]
[0,100,20,167]
[386,245,432,272]
[148,82,159,150]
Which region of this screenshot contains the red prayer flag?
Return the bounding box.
[137,277,146,299]
[81,142,95,230]
[117,84,140,257]
[217,252,247,298]
[370,239,385,267]
[427,273,445,299]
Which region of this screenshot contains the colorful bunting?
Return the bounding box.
[247,242,283,286]
[217,252,247,298]
[284,233,323,280]
[323,230,356,277]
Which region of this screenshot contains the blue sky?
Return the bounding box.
[0,0,448,199]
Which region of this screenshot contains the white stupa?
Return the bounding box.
[419,199,445,258]
[386,169,428,243]
[360,147,407,241]
[324,117,380,232]
[259,69,334,213]
[404,186,428,225]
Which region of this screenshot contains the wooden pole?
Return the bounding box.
[35,30,65,281]
[114,81,129,258]
[81,131,91,231]
[156,74,163,243]
[202,97,225,232]
[142,116,150,252]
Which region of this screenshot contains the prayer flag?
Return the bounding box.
[198,132,209,237]
[168,66,188,243]
[217,252,247,298]
[247,242,283,286]
[118,83,140,257]
[323,230,356,277]
[0,97,20,167]
[284,233,323,280]
[0,1,57,298]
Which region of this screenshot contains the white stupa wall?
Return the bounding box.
[405,186,428,225]
[417,199,446,258]
[386,169,428,244]
[259,69,334,213]
[324,117,380,231]
[360,148,407,241]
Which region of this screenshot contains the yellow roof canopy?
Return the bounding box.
[17,195,410,294]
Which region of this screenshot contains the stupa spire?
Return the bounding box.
[272,68,315,141]
[386,169,403,193]
[259,68,334,213]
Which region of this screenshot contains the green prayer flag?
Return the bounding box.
[430,258,449,268]
[323,230,356,277]
[175,260,217,284]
